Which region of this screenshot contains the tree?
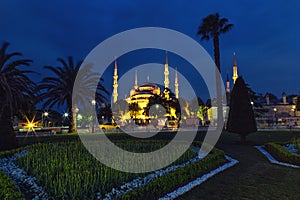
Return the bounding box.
[128,102,141,121]
[227,77,257,142]
[112,99,129,119]
[296,96,300,111]
[0,42,35,150]
[177,97,188,115]
[198,105,207,125]
[247,85,268,118]
[189,97,204,117]
[197,13,233,129]
[37,56,108,133]
[98,103,113,123]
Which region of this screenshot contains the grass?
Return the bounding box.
[292,138,300,152]
[9,130,300,199]
[0,170,25,200]
[178,131,300,200]
[15,140,197,199]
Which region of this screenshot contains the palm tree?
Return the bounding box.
[37,56,108,133]
[0,42,35,150]
[197,13,233,128]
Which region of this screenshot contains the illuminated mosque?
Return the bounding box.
[112,53,180,125]
[111,52,241,125]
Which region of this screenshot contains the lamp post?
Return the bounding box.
[91,100,96,133]
[42,112,48,127]
[292,105,296,117]
[62,112,68,126]
[273,108,277,127]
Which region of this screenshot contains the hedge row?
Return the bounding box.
[121,145,227,200]
[265,143,300,166]
[0,149,23,159]
[0,170,25,200]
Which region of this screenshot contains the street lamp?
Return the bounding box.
[292,105,296,117]
[91,100,96,133]
[42,112,48,127]
[273,108,277,126]
[62,113,68,126]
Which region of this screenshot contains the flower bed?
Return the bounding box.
[0,140,234,199]
[0,150,47,199]
[120,147,228,200]
[159,155,238,200]
[13,141,197,199]
[264,142,300,166]
[0,169,25,200]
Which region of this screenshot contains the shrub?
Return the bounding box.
[292,138,300,152]
[226,77,257,142]
[0,170,25,200]
[121,146,226,200]
[265,143,300,166]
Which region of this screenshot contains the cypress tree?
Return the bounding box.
[227,76,257,142]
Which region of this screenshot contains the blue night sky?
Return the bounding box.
[1,0,300,102]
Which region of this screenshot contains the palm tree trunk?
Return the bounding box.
[213,36,224,129]
[71,104,78,133]
[0,105,18,150]
[67,99,77,133]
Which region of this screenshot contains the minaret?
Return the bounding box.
[175,68,179,99]
[226,72,230,103]
[134,70,138,90]
[226,72,230,93]
[164,51,170,89]
[112,58,118,103]
[232,52,238,84]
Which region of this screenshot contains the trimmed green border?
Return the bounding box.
[265,142,300,166]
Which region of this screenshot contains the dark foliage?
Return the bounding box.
[0,42,35,150]
[197,13,233,128]
[227,77,257,142]
[36,56,108,133]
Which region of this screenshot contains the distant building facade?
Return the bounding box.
[255,93,299,128]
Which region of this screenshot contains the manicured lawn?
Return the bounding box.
[12,130,300,199]
[178,130,300,200]
[14,140,197,199]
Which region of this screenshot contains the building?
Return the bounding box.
[255,93,299,128]
[112,53,180,125]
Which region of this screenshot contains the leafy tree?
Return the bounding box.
[145,94,165,117]
[128,102,141,120]
[178,97,189,118]
[112,99,129,119]
[37,56,108,133]
[247,84,268,117]
[227,77,257,142]
[265,92,278,102]
[0,42,35,150]
[98,103,113,123]
[189,97,204,117]
[198,105,208,124]
[296,96,300,111]
[205,98,212,108]
[145,93,180,120]
[197,13,233,128]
